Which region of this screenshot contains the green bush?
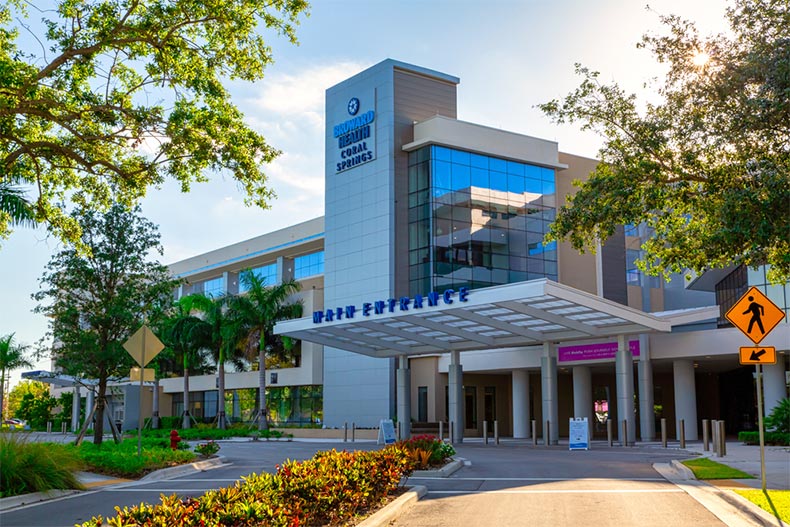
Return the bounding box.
[765,398,790,434]
[80,447,414,527]
[396,434,456,466]
[738,431,790,446]
[72,438,196,478]
[0,435,84,498]
[194,440,220,458]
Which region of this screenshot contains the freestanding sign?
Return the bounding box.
[377,419,396,445]
[725,286,786,491]
[569,418,589,450]
[123,325,165,457]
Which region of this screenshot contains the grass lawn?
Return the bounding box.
[735,490,790,523]
[680,457,754,480]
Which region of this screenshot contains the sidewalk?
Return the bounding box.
[679,440,790,490]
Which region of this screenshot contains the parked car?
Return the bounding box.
[2,418,29,430]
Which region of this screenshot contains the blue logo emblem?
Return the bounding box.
[347,97,360,116]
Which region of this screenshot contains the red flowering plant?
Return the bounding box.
[395,434,455,468]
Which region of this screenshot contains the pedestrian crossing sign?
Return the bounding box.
[725,287,786,345]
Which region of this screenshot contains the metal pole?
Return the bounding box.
[439,421,444,441]
[607,419,613,447]
[756,365,767,491]
[483,421,488,444]
[47,421,52,434]
[138,328,146,459]
[660,418,667,448]
[352,422,355,443]
[622,420,628,447]
[712,420,719,456]
[344,421,348,442]
[494,420,499,445]
[62,421,66,434]
[719,421,727,457]
[546,420,551,446]
[702,419,709,451]
[531,420,537,446]
[679,419,686,449]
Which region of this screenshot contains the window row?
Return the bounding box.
[294,251,324,279]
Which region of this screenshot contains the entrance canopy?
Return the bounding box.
[275,279,719,358]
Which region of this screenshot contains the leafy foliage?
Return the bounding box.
[737,431,790,446]
[0,435,84,498]
[0,0,309,246]
[81,447,414,527]
[194,440,220,458]
[539,0,790,283]
[395,434,455,467]
[15,386,56,428]
[33,204,179,444]
[765,397,790,434]
[0,333,32,420]
[72,438,195,478]
[6,380,48,421]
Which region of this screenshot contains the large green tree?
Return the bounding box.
[227,271,301,430]
[539,0,789,283]
[0,0,308,246]
[6,379,48,421]
[0,333,32,420]
[33,204,178,444]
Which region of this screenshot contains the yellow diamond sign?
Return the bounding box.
[725,287,786,345]
[123,325,165,367]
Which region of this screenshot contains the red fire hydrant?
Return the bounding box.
[169,429,182,450]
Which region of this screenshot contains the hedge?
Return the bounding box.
[738,431,790,446]
[80,447,415,527]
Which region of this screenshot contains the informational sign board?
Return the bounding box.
[378,419,396,445]
[130,367,155,382]
[739,347,777,365]
[123,325,165,367]
[558,340,640,362]
[725,287,786,344]
[569,418,589,450]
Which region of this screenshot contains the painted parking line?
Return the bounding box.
[428,489,686,495]
[411,477,666,481]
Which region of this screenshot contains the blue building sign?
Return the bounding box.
[334,97,376,173]
[313,288,470,324]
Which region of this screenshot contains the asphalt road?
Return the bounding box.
[0,440,378,527]
[395,442,726,527]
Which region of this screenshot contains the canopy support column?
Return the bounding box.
[541,343,558,445]
[616,334,636,445]
[449,350,463,444]
[396,355,411,439]
[512,369,531,439]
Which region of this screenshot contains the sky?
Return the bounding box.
[0,0,731,390]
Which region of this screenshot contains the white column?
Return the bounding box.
[541,342,558,445]
[512,369,531,439]
[448,350,464,444]
[85,389,95,429]
[573,365,592,437]
[71,386,81,432]
[673,359,698,441]
[616,335,636,444]
[637,334,655,441]
[397,355,411,439]
[762,362,788,415]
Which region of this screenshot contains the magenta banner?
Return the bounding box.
[558,340,640,362]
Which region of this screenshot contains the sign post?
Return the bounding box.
[725,286,786,491]
[123,325,164,458]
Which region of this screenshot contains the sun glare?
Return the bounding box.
[692,51,710,67]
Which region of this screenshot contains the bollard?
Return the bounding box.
[622,420,628,447]
[660,418,667,448]
[439,421,444,441]
[47,421,52,434]
[607,419,613,447]
[494,420,500,445]
[449,421,454,444]
[546,420,551,446]
[702,419,709,452]
[712,420,719,456]
[352,422,356,442]
[483,421,488,444]
[679,419,686,449]
[61,421,67,434]
[719,421,726,457]
[343,422,348,442]
[531,420,537,446]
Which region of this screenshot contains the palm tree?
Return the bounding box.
[0,333,33,420]
[188,293,239,429]
[227,271,302,431]
[0,180,36,228]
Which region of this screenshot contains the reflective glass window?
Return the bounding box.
[490,171,507,192]
[203,277,224,297]
[239,263,277,293]
[489,157,506,172]
[470,153,488,169]
[471,167,489,188]
[451,149,471,165]
[294,251,324,279]
[433,160,451,190]
[451,164,471,190]
[434,145,452,162]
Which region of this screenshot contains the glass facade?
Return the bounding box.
[294,251,324,279]
[748,265,790,318]
[408,145,557,295]
[239,263,277,292]
[202,276,224,298]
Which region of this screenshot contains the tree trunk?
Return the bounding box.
[152,378,160,429]
[259,341,268,431]
[93,376,107,445]
[182,368,191,429]
[0,371,6,421]
[218,361,226,429]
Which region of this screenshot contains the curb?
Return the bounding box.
[0,489,82,512]
[139,455,226,482]
[670,459,696,480]
[410,458,464,478]
[356,485,427,527]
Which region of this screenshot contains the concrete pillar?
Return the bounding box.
[85,389,95,428]
[541,342,559,445]
[673,359,699,441]
[448,350,464,444]
[397,355,411,440]
[762,361,788,415]
[71,386,81,432]
[278,256,294,283]
[616,335,636,444]
[512,369,531,439]
[232,390,240,420]
[573,365,592,437]
[637,334,655,441]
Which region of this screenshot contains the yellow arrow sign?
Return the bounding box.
[123,325,164,367]
[739,346,777,365]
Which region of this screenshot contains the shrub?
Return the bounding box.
[194,440,220,458]
[0,435,84,497]
[765,398,790,434]
[396,434,455,466]
[80,447,414,527]
[738,431,790,446]
[73,438,196,478]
